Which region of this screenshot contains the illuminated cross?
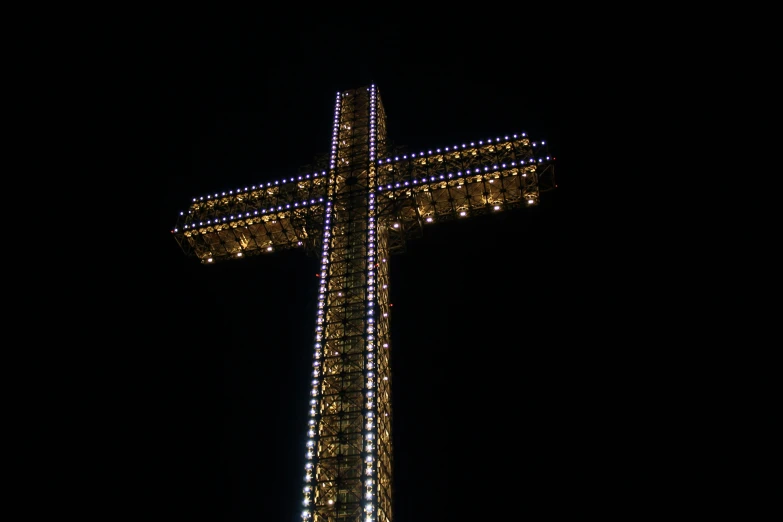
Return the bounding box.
[171,85,555,522]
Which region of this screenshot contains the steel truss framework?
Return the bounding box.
[171,85,555,522]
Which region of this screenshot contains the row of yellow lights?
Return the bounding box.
[188,187,533,252]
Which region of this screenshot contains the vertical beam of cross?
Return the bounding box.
[300,86,393,522]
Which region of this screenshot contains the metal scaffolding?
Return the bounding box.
[171,85,555,522]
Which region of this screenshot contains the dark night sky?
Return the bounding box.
[138,13,587,522]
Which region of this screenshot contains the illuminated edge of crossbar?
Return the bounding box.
[173,154,551,232]
[176,132,547,208]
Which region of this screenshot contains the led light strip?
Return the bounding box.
[190,171,329,203]
[301,90,343,522]
[376,159,549,191]
[375,133,545,164]
[362,84,379,522]
[176,197,326,231]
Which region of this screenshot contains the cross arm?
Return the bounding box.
[171,171,330,264]
[373,133,555,249]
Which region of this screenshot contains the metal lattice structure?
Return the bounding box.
[171,85,555,522]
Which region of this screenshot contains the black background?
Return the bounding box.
[123,12,593,522]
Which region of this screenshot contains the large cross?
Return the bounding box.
[171,85,555,522]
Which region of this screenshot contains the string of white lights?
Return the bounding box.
[300,89,343,522]
[361,84,380,522]
[174,156,550,231]
[180,133,548,205]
